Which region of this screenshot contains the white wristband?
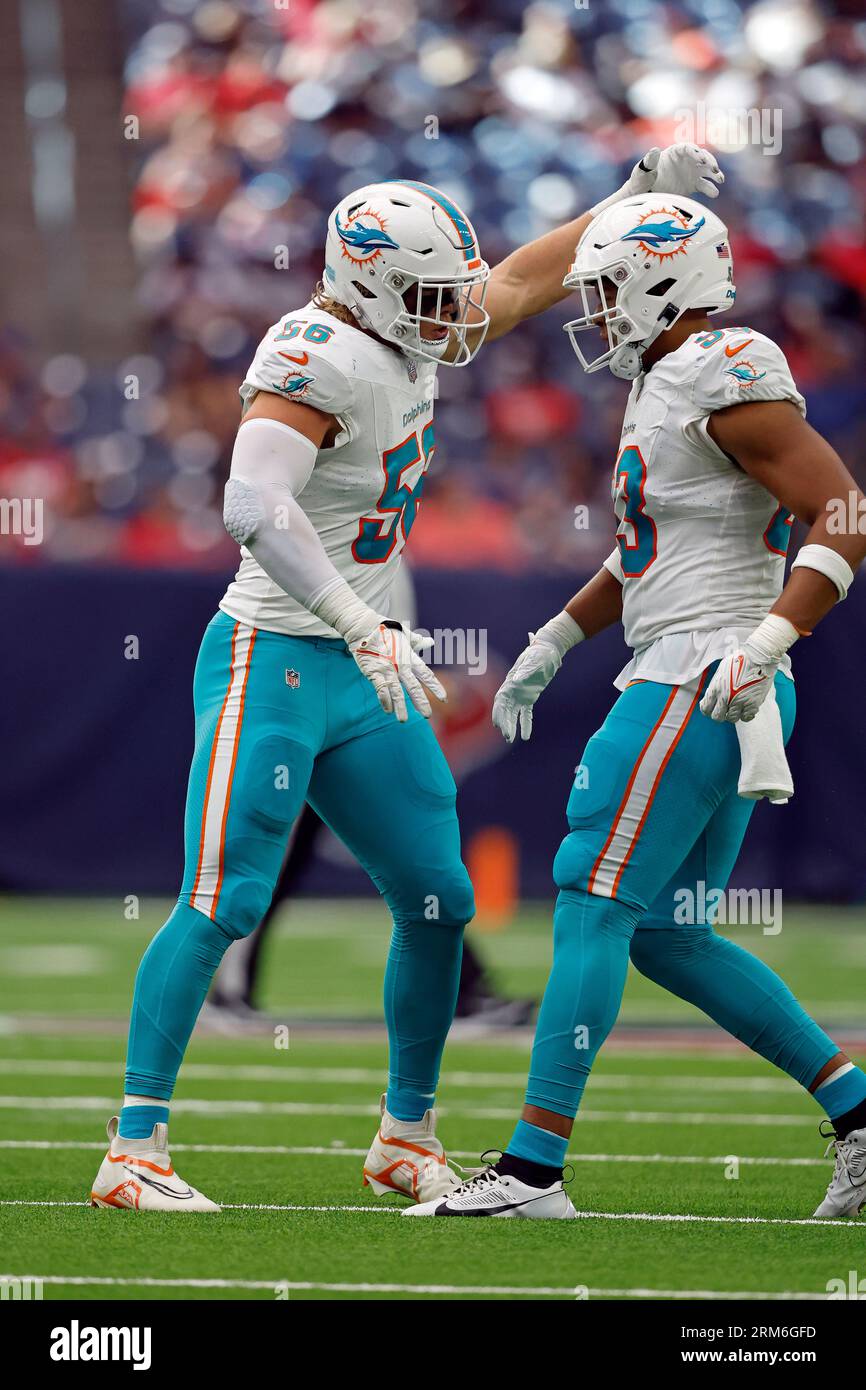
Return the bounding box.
[589,184,632,219]
[589,152,658,218]
[532,610,585,658]
[791,543,855,601]
[308,576,380,645]
[744,614,800,665]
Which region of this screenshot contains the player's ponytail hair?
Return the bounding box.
[311,281,358,327]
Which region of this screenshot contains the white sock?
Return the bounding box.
[814,1062,855,1094]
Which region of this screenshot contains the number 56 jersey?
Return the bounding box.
[220,306,437,637]
[611,327,806,689]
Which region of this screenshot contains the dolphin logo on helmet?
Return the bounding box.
[334,211,400,263]
[619,213,706,252]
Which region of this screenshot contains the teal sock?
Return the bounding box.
[385,1087,435,1124]
[385,919,463,1124]
[814,1064,866,1123]
[118,1104,169,1140]
[507,1118,568,1169]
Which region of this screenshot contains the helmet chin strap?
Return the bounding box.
[609,344,644,380]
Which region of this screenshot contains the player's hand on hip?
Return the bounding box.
[700,645,777,723]
[700,616,800,723]
[349,620,446,722]
[630,143,724,200]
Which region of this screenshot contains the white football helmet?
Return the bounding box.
[324,180,490,366]
[563,194,736,380]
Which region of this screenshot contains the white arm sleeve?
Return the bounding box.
[224,418,379,640]
[602,547,624,584]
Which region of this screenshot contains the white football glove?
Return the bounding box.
[700,645,777,724]
[651,142,724,199]
[349,620,446,723]
[700,615,799,723]
[592,143,724,217]
[492,611,583,744]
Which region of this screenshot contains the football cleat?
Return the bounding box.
[813,1125,866,1218]
[363,1095,461,1203]
[404,1161,577,1219]
[90,1117,221,1213]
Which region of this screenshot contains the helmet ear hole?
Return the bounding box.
[645,277,677,298]
[352,281,376,299]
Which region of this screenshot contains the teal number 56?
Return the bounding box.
[353,423,435,564]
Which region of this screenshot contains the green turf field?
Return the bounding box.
[1,896,864,1301]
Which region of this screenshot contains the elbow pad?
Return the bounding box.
[224,476,265,547]
[221,416,375,628]
[224,418,318,546]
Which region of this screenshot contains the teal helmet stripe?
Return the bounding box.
[390,180,477,260]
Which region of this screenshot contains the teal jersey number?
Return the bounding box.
[763,503,794,556]
[615,445,658,578]
[274,320,335,345]
[353,422,435,564]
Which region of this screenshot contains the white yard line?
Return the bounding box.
[0,1095,818,1125]
[0,1139,828,1166]
[0,1199,861,1228]
[4,1019,861,1058]
[0,1272,831,1299]
[0,1060,797,1093]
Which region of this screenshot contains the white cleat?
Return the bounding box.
[90,1117,221,1213]
[814,1126,866,1218]
[404,1162,577,1219]
[363,1095,461,1203]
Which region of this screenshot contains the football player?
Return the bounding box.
[407,193,866,1220]
[203,562,535,1032]
[91,148,725,1212]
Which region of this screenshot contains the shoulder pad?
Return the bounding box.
[243,312,355,415]
[689,329,806,417]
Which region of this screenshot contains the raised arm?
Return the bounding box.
[481,145,724,343]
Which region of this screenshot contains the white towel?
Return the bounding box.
[735,684,793,803]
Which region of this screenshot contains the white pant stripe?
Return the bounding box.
[190,624,255,920]
[588,686,698,900]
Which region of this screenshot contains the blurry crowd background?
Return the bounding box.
[2,0,865,572]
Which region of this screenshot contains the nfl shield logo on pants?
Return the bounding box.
[285,668,300,689]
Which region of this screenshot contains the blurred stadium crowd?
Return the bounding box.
[2,0,865,571]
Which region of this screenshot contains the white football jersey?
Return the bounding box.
[220,305,437,636]
[612,326,806,689]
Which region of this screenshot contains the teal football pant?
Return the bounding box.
[125,612,475,1117]
[523,669,840,1119]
